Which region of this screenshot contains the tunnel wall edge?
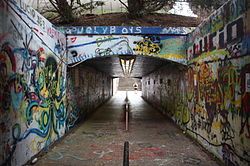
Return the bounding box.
[142,0,250,165]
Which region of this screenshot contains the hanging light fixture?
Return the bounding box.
[119,55,136,77]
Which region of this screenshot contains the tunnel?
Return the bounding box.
[0,0,250,166]
[66,54,186,123]
[62,55,198,166]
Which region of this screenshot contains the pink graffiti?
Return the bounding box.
[70,37,77,43]
[47,27,60,40]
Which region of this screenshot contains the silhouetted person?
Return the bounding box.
[133,82,138,94]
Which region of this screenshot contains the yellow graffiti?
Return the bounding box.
[159,53,185,59]
[212,121,222,130]
[189,49,229,63]
[218,64,241,111]
[134,38,161,55]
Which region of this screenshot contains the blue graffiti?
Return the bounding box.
[60,26,191,35]
[67,36,125,49]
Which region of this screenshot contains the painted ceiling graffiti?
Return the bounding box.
[60,26,194,35]
[133,36,162,55]
[67,35,187,64]
[62,26,192,66]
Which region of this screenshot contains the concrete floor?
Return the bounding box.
[35,91,221,166]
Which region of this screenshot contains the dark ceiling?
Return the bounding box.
[77,55,185,78]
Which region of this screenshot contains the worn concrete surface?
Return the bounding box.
[34,91,221,166]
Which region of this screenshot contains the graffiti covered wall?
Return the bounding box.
[1,0,249,165]
[0,0,67,165]
[67,66,112,125]
[67,35,187,65]
[142,0,250,165]
[142,65,188,125]
[186,0,250,165]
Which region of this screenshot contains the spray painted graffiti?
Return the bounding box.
[0,43,17,113]
[60,26,193,35]
[133,36,162,55]
[185,0,250,165]
[142,66,190,126]
[2,0,249,166]
[7,0,66,55]
[142,0,250,165]
[66,74,80,130]
[188,17,244,60]
[0,40,67,165]
[67,35,187,64]
[0,0,67,165]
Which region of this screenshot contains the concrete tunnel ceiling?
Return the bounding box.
[80,55,185,78]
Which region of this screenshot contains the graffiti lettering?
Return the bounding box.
[134,36,162,55]
[47,27,60,40]
[188,17,244,60]
[62,26,191,35]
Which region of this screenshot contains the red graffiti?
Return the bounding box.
[47,27,60,40]
[37,47,46,62]
[1,43,16,72]
[33,28,44,36]
[70,37,77,43]
[130,147,165,160]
